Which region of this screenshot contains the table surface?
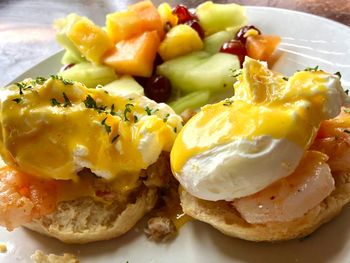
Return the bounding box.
[0,0,349,87]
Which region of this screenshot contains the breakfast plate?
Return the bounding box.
[1,6,350,263]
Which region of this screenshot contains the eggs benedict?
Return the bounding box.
[171,58,350,241]
[0,76,182,243]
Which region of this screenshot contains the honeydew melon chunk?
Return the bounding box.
[61,50,86,65]
[58,62,118,89]
[169,91,210,114]
[103,75,144,96]
[196,1,247,36]
[203,30,234,54]
[157,51,240,94]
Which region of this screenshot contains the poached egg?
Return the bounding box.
[171,58,350,201]
[0,77,182,193]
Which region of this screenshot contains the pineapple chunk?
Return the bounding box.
[158,25,203,61]
[158,3,178,27]
[67,17,113,64]
[54,14,83,61]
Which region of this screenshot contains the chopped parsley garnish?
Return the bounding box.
[12,98,22,104]
[62,92,71,107]
[223,98,233,106]
[50,75,74,85]
[231,68,242,78]
[134,115,138,123]
[101,117,111,134]
[345,90,349,96]
[124,103,134,121]
[145,106,153,116]
[304,66,319,72]
[83,95,107,112]
[282,77,289,81]
[35,77,47,85]
[173,127,177,133]
[111,134,120,143]
[84,95,97,109]
[96,84,103,89]
[15,82,26,95]
[334,71,342,79]
[50,98,61,106]
[110,104,116,116]
[344,108,350,114]
[163,113,170,123]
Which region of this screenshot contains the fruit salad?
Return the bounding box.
[54,0,281,114]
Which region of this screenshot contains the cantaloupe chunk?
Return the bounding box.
[103,31,160,77]
[67,17,113,64]
[246,35,281,61]
[106,0,164,44]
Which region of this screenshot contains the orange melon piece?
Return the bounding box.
[106,0,164,44]
[246,35,281,61]
[103,31,160,77]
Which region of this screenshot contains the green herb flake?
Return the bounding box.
[124,103,134,121]
[84,95,97,109]
[304,66,319,72]
[145,106,153,116]
[111,134,120,143]
[343,108,350,114]
[12,98,22,104]
[96,84,104,89]
[110,104,116,116]
[345,90,349,96]
[62,92,72,107]
[223,98,233,106]
[101,117,112,134]
[282,77,289,81]
[50,98,61,106]
[230,68,242,78]
[173,127,177,133]
[163,113,170,123]
[134,115,139,123]
[35,77,47,85]
[334,72,342,79]
[15,82,25,95]
[50,75,74,85]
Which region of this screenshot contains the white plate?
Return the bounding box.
[1,6,350,263]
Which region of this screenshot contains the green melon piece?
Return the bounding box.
[103,75,144,96]
[169,91,210,114]
[157,51,239,94]
[203,31,234,54]
[196,1,247,36]
[58,62,118,88]
[61,50,86,65]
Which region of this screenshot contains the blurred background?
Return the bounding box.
[0,0,349,86]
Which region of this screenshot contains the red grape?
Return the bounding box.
[220,40,247,66]
[235,25,261,44]
[60,63,75,72]
[144,75,172,103]
[172,4,197,24]
[185,20,204,38]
